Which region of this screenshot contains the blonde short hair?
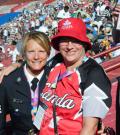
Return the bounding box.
[22,31,51,56]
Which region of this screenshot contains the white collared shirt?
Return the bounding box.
[24,64,44,88]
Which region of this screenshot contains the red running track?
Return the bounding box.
[0,0,38,5]
[0,0,55,5]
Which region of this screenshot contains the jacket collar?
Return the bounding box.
[15,65,31,99]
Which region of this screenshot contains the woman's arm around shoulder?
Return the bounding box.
[0,63,21,83]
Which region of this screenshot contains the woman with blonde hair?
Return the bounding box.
[0,31,51,135]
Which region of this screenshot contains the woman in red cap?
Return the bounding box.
[0,18,111,135]
[36,18,111,135]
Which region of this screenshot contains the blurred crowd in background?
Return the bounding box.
[0,0,119,68]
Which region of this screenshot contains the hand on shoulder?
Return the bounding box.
[0,63,21,83]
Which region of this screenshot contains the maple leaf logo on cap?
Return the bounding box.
[61,20,73,29]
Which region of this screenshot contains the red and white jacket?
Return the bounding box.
[38,57,112,135]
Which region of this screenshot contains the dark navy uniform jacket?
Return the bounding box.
[0,64,48,135]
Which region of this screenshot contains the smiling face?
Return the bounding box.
[24,39,48,75]
[59,37,85,68]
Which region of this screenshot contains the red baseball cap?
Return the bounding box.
[51,18,92,51]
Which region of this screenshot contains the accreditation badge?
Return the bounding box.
[33,101,48,130]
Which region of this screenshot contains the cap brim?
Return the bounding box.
[51,31,92,51]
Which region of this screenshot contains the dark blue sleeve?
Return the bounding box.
[0,83,8,135]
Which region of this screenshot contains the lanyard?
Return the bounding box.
[52,69,74,135]
[58,70,74,81]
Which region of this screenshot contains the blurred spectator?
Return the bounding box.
[111,4,120,57]
[57,5,71,19]
[112,5,120,44]
[0,47,5,62]
[2,28,10,43]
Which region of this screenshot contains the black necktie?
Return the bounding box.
[31,78,39,91]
